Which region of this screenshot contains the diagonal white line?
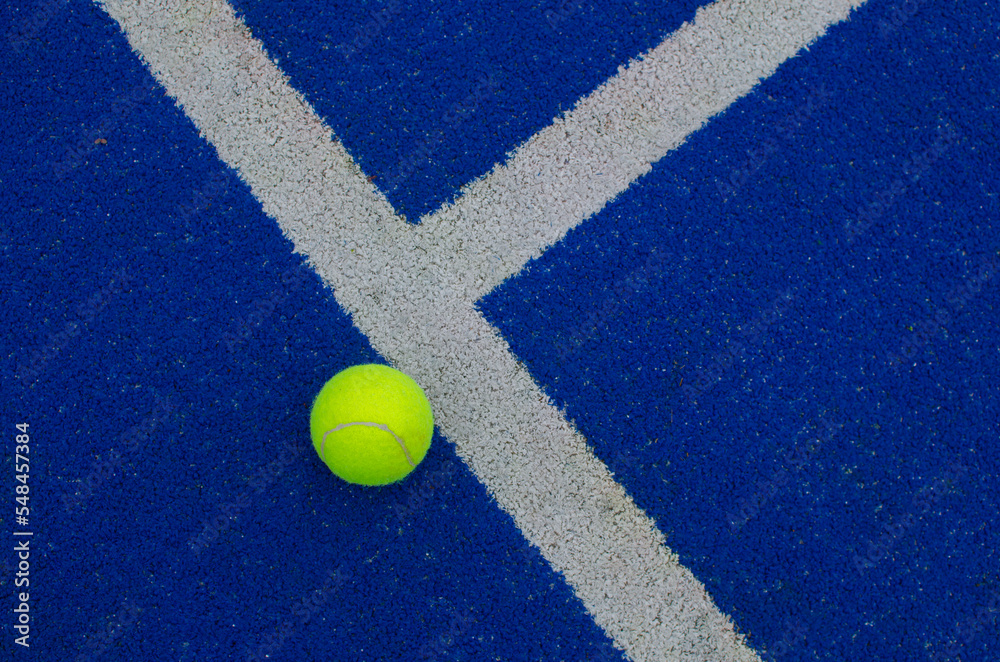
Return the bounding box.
[97,0,863,659]
[416,0,867,302]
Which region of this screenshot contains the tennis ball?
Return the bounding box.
[310,364,433,486]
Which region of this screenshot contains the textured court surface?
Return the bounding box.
[2,1,998,660]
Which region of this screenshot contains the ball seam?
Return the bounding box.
[320,422,416,468]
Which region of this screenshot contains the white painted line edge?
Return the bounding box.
[417,0,867,303]
[96,0,865,659]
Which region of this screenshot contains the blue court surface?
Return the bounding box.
[2,1,998,661]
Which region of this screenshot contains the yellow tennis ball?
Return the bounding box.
[310,364,434,486]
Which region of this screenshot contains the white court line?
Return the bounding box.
[416,0,867,302]
[98,0,863,659]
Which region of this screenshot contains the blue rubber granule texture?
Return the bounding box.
[480,1,999,660]
[3,0,999,660]
[0,2,626,659]
[227,0,713,222]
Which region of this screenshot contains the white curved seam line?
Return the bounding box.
[322,422,415,467]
